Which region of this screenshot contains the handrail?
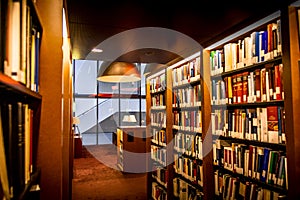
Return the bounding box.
[77,99,109,118]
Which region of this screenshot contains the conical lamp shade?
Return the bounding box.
[97,61,141,82]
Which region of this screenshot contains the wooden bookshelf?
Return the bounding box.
[0,1,43,199]
[204,8,299,199]
[146,3,300,199]
[116,126,147,173]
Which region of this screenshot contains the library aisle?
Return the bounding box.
[72,144,147,200]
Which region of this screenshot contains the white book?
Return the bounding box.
[10,1,21,81]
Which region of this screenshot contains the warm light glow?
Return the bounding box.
[62,8,68,38]
[92,48,103,53]
[97,61,141,83]
[122,114,137,123]
[73,117,80,125]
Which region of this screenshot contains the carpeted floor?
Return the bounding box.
[72,144,148,200]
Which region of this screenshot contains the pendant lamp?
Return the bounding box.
[97,61,141,82]
[143,63,166,76]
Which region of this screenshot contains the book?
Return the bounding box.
[261,148,270,182]
[0,106,10,199]
[242,72,249,103]
[267,106,279,144]
[0,0,8,72]
[254,69,261,102]
[260,68,267,102]
[9,1,21,81]
[236,73,243,104]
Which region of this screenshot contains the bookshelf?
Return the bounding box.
[147,69,171,200]
[205,10,289,199]
[0,0,43,199]
[171,52,205,200]
[146,2,300,199]
[146,51,215,200]
[116,126,147,173]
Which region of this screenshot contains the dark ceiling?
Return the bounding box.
[66,0,290,65]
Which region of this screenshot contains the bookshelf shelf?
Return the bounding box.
[211,100,284,109]
[214,165,287,194]
[211,57,283,79]
[213,135,286,150]
[0,73,42,101]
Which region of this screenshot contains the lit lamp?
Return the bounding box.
[122,114,137,123]
[72,117,81,136]
[72,117,80,125]
[97,61,141,82]
[143,63,166,76]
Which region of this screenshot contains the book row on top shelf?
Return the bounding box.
[1,0,42,93]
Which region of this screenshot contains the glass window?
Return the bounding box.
[74,60,98,94]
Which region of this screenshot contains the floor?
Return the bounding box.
[72,144,148,200]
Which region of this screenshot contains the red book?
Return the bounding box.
[267,106,279,144]
[255,69,261,102]
[274,65,281,100]
[232,75,238,104]
[279,64,284,99]
[236,73,243,104]
[242,72,249,103]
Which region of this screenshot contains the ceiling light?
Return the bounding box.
[143,63,166,76]
[92,48,103,53]
[97,61,141,82]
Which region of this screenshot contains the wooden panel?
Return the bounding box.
[202,50,214,200]
[35,0,64,199]
[282,5,300,199]
[118,127,147,173]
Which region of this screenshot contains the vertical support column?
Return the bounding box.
[35,0,64,199]
[281,5,300,199]
[202,49,214,200]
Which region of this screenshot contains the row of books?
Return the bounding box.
[172,56,201,87]
[149,73,166,94]
[173,155,203,187]
[173,177,204,200]
[151,145,167,166]
[152,165,168,187]
[174,133,202,159]
[152,182,167,200]
[0,101,34,199]
[150,111,166,128]
[214,171,286,200]
[172,85,202,108]
[151,93,165,108]
[210,19,281,76]
[213,140,288,189]
[211,106,286,144]
[2,0,41,92]
[211,64,284,105]
[151,129,167,147]
[173,110,202,133]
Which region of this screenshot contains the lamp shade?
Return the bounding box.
[122,114,137,123]
[97,61,141,82]
[143,63,166,76]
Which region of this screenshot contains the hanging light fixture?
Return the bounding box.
[97,61,141,82]
[143,63,167,76]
